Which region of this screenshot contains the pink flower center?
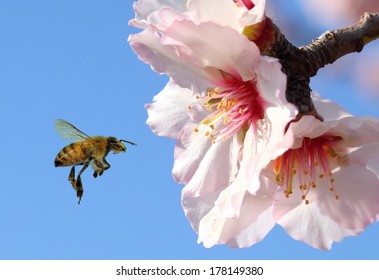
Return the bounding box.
[274,136,343,204]
[192,74,264,143]
[233,0,255,10]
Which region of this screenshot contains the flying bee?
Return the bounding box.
[54,119,137,204]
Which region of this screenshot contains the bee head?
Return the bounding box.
[108,137,137,154]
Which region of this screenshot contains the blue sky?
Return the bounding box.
[0,0,378,260]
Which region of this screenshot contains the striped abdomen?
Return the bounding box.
[54,142,90,167]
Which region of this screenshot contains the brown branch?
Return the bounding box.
[257,13,379,117]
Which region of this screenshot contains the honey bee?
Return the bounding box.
[54,119,136,204]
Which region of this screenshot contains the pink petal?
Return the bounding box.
[162,20,260,81]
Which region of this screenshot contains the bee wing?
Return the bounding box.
[55,119,90,142]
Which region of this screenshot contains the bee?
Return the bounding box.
[54,119,137,204]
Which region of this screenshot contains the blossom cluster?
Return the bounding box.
[129,0,379,249]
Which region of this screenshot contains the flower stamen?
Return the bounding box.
[274,136,343,204]
[190,74,264,143]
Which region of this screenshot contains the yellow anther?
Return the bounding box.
[223,117,231,124]
[187,105,191,110]
[323,145,338,158]
[209,124,215,130]
[276,174,281,183]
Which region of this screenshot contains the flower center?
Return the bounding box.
[191,74,264,143]
[233,0,255,9]
[274,136,343,204]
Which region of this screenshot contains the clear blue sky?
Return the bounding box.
[0,0,378,259]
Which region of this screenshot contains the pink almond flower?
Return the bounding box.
[130,0,297,198]
[130,0,266,34]
[192,99,379,249]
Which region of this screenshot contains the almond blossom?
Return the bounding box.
[130,0,297,198]
[129,0,379,250]
[192,98,379,249]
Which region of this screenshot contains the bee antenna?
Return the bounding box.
[120,139,137,146]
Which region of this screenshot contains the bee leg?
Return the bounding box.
[68,166,75,184]
[103,158,111,170]
[92,161,101,178]
[77,161,90,177]
[67,166,81,204]
[92,159,106,178]
[72,162,89,204]
[75,175,83,205]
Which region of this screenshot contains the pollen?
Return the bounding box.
[274,136,343,205]
[192,74,264,144]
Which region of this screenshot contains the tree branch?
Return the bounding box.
[258,13,379,118]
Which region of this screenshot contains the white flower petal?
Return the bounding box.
[198,177,276,248]
[316,153,379,230]
[187,0,247,31]
[226,205,275,248]
[129,29,212,91]
[329,116,379,147]
[278,202,361,250]
[312,92,352,120]
[239,0,267,27]
[181,188,223,233]
[130,0,187,28]
[214,125,258,218]
[173,124,240,196]
[146,82,197,139]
